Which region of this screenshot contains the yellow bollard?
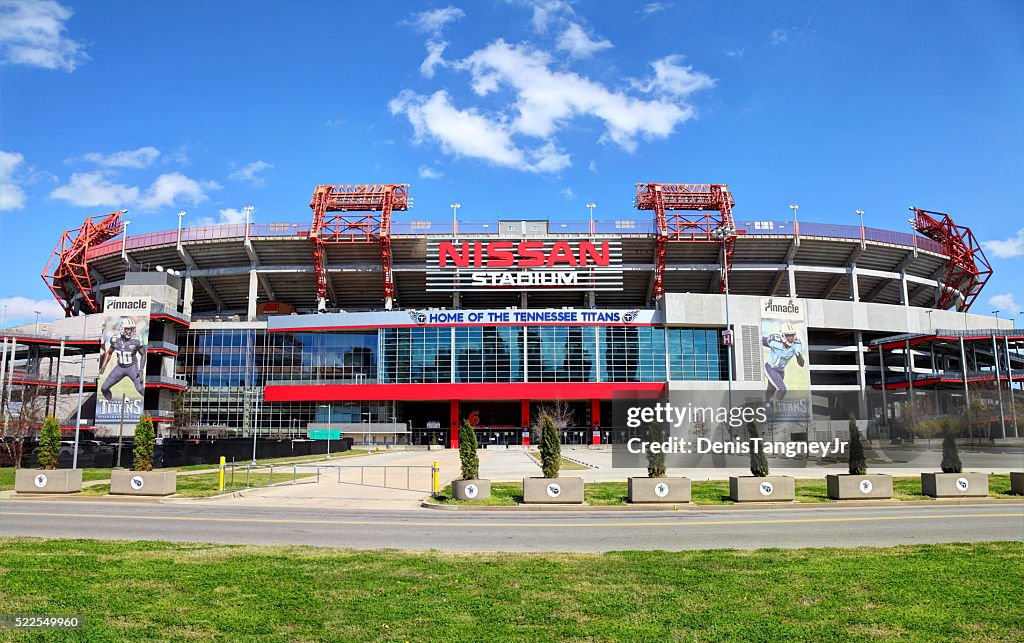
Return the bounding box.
[218,456,225,492]
[432,460,440,497]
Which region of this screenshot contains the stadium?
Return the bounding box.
[2,181,1021,449]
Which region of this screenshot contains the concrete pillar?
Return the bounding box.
[787,267,797,298]
[247,269,258,321]
[521,399,531,446]
[900,272,909,306]
[591,399,601,445]
[850,269,860,302]
[521,291,528,308]
[162,324,176,378]
[182,277,194,317]
[452,291,460,308]
[449,399,460,449]
[587,291,596,308]
[855,331,867,418]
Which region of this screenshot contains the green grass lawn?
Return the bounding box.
[0,538,1021,641]
[525,451,591,470]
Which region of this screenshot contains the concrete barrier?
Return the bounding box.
[523,477,583,504]
[729,476,794,502]
[627,477,691,503]
[921,472,988,497]
[826,474,893,500]
[15,469,83,494]
[110,470,177,496]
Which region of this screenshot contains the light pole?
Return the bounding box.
[33,311,41,335]
[788,204,799,238]
[244,205,254,239]
[586,202,596,235]
[992,310,1001,324]
[1,304,7,328]
[712,224,737,415]
[855,209,865,243]
[177,211,186,246]
[121,219,132,263]
[450,203,460,236]
[318,404,333,459]
[71,315,87,469]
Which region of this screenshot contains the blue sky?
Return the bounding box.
[1,0,1022,325]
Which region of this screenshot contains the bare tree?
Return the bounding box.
[1,384,47,468]
[530,401,574,443]
[170,391,194,436]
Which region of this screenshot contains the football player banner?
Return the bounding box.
[760,298,810,421]
[96,297,150,424]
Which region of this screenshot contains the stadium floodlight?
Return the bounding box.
[856,209,865,242]
[586,202,597,234]
[177,211,186,246]
[450,203,461,236]
[121,220,132,262]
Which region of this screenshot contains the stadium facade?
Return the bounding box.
[2,183,1021,447]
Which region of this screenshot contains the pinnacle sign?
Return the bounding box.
[426,239,623,291]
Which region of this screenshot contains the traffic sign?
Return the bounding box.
[308,430,342,440]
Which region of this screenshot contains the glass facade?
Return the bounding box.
[173,322,728,437]
[667,328,729,381]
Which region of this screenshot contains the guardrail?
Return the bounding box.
[217,463,437,494]
[85,219,946,259]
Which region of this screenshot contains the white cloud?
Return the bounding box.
[524,0,574,34]
[0,296,65,327]
[0,150,27,210]
[390,89,570,173]
[556,23,612,59]
[50,171,139,207]
[80,146,161,169]
[420,40,447,78]
[638,2,672,15]
[770,28,792,45]
[393,12,715,173]
[195,207,251,227]
[724,48,745,59]
[228,160,272,186]
[418,165,443,179]
[630,54,716,98]
[983,229,1024,259]
[988,293,1021,316]
[137,172,218,210]
[561,187,575,199]
[405,6,464,36]
[0,0,87,72]
[587,160,598,173]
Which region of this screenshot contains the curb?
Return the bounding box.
[421,497,1024,512]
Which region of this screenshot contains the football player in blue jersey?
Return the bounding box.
[762,322,804,402]
[99,317,147,401]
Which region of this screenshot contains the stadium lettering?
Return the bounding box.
[438,241,611,268]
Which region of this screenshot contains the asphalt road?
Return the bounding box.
[2,501,1022,551]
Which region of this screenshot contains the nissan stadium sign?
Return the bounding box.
[425,239,623,291]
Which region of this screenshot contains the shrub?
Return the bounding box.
[539,415,560,479]
[747,422,769,477]
[940,420,962,474]
[848,415,867,475]
[37,415,62,470]
[133,414,155,472]
[646,424,666,478]
[458,419,479,480]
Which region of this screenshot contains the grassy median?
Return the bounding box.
[433,475,1018,506]
[0,538,1021,641]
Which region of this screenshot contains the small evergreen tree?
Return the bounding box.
[747,422,769,477]
[646,424,666,478]
[539,415,560,479]
[940,419,962,474]
[848,415,867,475]
[133,414,155,472]
[36,415,62,470]
[458,419,479,480]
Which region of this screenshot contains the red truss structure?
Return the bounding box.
[634,183,736,299]
[42,210,126,316]
[309,184,409,311]
[910,207,991,311]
